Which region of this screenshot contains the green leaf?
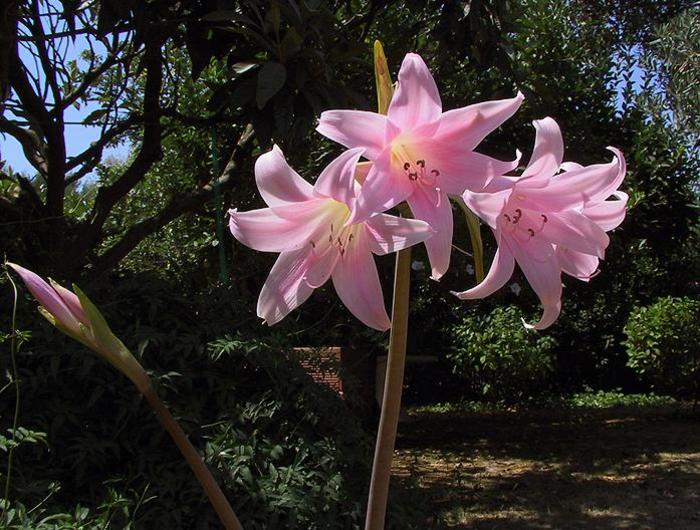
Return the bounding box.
[256,62,287,109]
[455,197,485,283]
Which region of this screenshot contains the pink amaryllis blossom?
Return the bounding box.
[453,117,627,329]
[228,146,432,331]
[317,52,523,279]
[7,262,150,391]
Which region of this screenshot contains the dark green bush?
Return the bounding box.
[448,306,557,402]
[624,296,700,398]
[0,275,425,529]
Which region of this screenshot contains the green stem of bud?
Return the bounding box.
[142,384,243,530]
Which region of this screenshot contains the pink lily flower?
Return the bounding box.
[228,146,432,331]
[453,117,627,329]
[317,52,523,279]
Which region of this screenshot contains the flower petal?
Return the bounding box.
[387,53,442,132]
[556,247,599,281]
[522,117,564,180]
[229,201,329,252]
[316,110,389,160]
[438,151,520,194]
[452,235,515,299]
[347,151,414,224]
[542,210,610,259]
[436,92,524,150]
[7,263,81,333]
[313,147,364,209]
[255,145,314,208]
[462,189,511,230]
[527,148,625,210]
[582,191,628,231]
[506,236,563,330]
[257,249,316,326]
[331,231,391,331]
[407,187,453,280]
[365,214,433,255]
[49,279,89,325]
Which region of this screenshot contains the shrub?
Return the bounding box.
[624,296,700,398]
[448,306,556,402]
[0,274,426,529]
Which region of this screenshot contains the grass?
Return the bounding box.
[408,390,677,416]
[396,393,698,529]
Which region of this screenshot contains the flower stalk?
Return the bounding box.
[364,244,412,530]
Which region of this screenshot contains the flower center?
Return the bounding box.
[502,204,548,242]
[391,141,440,187]
[308,202,357,258]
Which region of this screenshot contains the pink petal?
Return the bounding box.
[522,117,564,180]
[556,247,599,281]
[354,161,372,184]
[49,280,89,325]
[452,236,515,299]
[560,162,583,172]
[257,249,316,325]
[542,210,610,259]
[313,148,364,209]
[438,151,520,194]
[7,263,81,332]
[387,53,442,132]
[331,231,391,331]
[302,246,339,289]
[436,92,524,150]
[365,214,433,255]
[407,186,453,280]
[528,148,625,211]
[229,201,329,252]
[462,189,511,230]
[255,145,314,209]
[347,152,414,224]
[506,237,563,330]
[316,110,389,160]
[582,191,628,231]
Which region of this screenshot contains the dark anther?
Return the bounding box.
[528,228,535,237]
[408,172,419,181]
[416,159,425,168]
[541,214,548,222]
[348,234,354,242]
[514,208,522,218]
[403,162,411,170]
[504,214,511,222]
[431,169,440,176]
[310,241,316,248]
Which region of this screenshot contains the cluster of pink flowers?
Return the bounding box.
[230,53,627,331]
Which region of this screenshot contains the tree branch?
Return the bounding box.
[0,117,48,175]
[90,124,254,275]
[77,36,165,258]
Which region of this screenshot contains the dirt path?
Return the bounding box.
[393,407,700,529]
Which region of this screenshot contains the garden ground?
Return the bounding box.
[393,401,700,529]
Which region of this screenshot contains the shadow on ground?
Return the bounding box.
[393,406,700,529]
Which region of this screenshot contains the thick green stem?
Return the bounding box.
[143,385,243,530]
[364,246,412,530]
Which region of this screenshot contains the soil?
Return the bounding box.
[392,406,700,529]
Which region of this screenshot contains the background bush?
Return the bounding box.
[448,306,557,402]
[0,275,425,529]
[624,296,700,399]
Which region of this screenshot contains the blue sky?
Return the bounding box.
[1,30,130,179]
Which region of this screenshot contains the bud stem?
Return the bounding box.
[142,385,243,530]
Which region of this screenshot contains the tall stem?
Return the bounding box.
[143,385,243,530]
[364,246,412,530]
